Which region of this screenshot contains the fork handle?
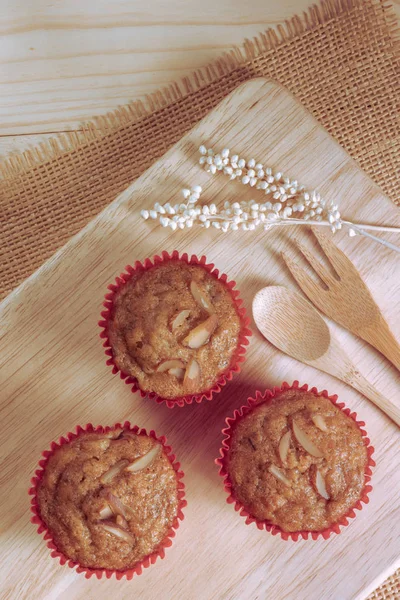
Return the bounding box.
[347,369,400,427]
[362,314,400,372]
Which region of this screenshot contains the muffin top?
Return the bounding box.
[107,261,241,398]
[226,388,368,532]
[37,430,179,570]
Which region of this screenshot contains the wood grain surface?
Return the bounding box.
[1,0,399,157]
[0,79,399,600]
[282,229,400,373]
[252,286,400,426]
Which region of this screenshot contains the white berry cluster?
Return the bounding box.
[141,185,204,231]
[198,145,342,233]
[141,145,342,234]
[139,144,400,254]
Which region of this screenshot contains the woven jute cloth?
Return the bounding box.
[0,0,399,596]
[0,0,399,301]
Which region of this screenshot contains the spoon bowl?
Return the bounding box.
[253,286,330,362]
[252,285,400,426]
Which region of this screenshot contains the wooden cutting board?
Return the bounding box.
[1,79,399,600]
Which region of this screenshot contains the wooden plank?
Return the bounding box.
[0,0,315,137]
[1,0,399,147]
[0,133,77,160]
[0,79,399,600]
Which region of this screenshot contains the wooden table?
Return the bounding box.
[1,2,400,599]
[1,78,399,600]
[1,0,399,159]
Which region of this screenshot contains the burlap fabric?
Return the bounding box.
[369,570,400,600]
[1,0,399,300]
[0,0,399,595]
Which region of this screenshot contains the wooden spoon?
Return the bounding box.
[253,285,400,426]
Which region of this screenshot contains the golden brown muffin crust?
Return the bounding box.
[107,261,241,398]
[37,430,179,570]
[226,389,368,532]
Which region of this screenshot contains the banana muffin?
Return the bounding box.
[225,388,369,532]
[106,259,242,399]
[36,428,180,570]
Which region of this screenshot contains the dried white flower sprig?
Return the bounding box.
[141,185,203,231]
[141,145,400,253]
[198,145,343,232]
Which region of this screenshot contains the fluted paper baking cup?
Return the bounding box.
[99,251,252,408]
[29,422,186,579]
[216,381,375,541]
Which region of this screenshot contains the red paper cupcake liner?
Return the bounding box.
[29,422,187,579]
[99,250,252,408]
[216,380,375,541]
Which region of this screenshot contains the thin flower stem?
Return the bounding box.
[343,224,400,254]
[208,217,400,234]
[262,220,400,254]
[342,220,400,234]
[266,219,331,227]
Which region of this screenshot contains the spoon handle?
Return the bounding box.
[343,369,400,427]
[362,313,400,372]
[309,335,400,426]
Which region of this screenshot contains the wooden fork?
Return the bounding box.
[282,227,400,371]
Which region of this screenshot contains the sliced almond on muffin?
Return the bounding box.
[170,309,191,332]
[312,414,328,432]
[183,358,201,392]
[100,521,135,544]
[190,280,214,312]
[156,359,185,372]
[182,315,218,349]
[168,367,185,380]
[125,444,161,473]
[269,464,291,487]
[278,431,291,464]
[292,420,324,458]
[100,459,130,484]
[315,468,330,500]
